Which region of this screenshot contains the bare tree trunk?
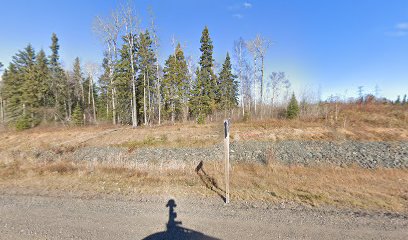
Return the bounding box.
[157,64,161,125]
[143,70,147,125]
[80,81,85,105]
[0,96,3,124]
[131,79,137,127]
[54,92,58,121]
[149,9,161,126]
[108,44,116,125]
[128,33,137,127]
[111,87,116,124]
[253,58,257,116]
[106,101,109,119]
[171,100,175,124]
[148,71,151,125]
[129,41,137,127]
[88,78,91,105]
[260,57,264,119]
[111,45,117,125]
[68,95,72,119]
[91,78,96,123]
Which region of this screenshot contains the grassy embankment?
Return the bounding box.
[0,103,407,212]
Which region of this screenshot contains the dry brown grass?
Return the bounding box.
[1,159,407,213]
[0,103,407,152]
[0,103,407,212]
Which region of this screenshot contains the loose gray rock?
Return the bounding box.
[60,141,408,169]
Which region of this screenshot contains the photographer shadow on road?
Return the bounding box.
[143,199,220,240]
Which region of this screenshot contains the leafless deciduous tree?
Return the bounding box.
[233,38,251,117]
[121,2,140,128]
[148,6,162,125]
[268,72,286,115]
[283,78,291,104]
[185,55,196,121]
[94,9,122,125]
[85,62,99,123]
[299,85,320,120]
[246,34,271,118]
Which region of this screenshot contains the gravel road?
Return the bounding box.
[0,194,407,240]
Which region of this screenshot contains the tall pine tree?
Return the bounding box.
[136,30,156,125]
[72,57,85,107]
[34,50,50,109]
[190,26,218,123]
[114,42,133,124]
[162,43,189,123]
[218,52,238,116]
[2,44,42,128]
[49,33,68,121]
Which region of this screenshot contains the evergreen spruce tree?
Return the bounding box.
[114,42,133,124]
[162,43,189,123]
[97,56,112,121]
[218,52,238,115]
[72,57,85,107]
[402,94,407,105]
[49,33,68,121]
[2,63,22,124]
[286,92,299,119]
[395,95,401,105]
[189,26,218,123]
[72,104,83,125]
[136,30,156,125]
[0,45,51,128]
[20,45,38,126]
[34,50,50,109]
[3,45,37,128]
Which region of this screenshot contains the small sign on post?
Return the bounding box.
[224,119,230,204]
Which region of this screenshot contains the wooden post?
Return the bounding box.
[224,119,230,204]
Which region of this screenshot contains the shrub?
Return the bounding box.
[243,111,251,122]
[197,114,205,124]
[72,104,83,125]
[286,92,300,119]
[15,115,31,131]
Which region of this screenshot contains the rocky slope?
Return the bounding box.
[23,140,408,168]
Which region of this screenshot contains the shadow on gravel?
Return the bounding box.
[195,161,226,203]
[143,199,220,240]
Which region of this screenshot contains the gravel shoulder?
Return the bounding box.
[0,194,407,240]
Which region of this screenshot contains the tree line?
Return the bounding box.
[0,25,239,129]
[0,3,286,129]
[2,4,404,130]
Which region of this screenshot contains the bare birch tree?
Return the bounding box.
[246,40,258,115]
[121,2,140,128]
[246,34,271,118]
[94,10,122,125]
[85,62,99,123]
[268,72,286,117]
[0,63,4,124]
[233,38,251,117]
[186,55,196,121]
[148,7,161,125]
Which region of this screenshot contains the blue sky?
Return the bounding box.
[0,0,407,100]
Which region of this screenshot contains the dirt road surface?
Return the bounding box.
[0,194,407,240]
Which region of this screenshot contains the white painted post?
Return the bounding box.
[224,119,230,204]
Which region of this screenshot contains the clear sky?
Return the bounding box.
[0,0,407,100]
